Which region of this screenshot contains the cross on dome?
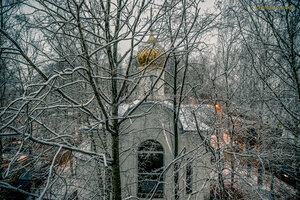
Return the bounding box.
[137,7,166,69]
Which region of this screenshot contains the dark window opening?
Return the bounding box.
[186,161,193,194]
[138,140,164,198]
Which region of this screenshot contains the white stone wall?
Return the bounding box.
[136,67,165,101]
[179,133,211,200]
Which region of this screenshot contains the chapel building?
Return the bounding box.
[73,25,214,200]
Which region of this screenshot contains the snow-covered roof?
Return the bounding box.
[179,104,215,132]
[119,101,215,132]
[118,100,141,117]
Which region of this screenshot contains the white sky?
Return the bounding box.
[21,0,217,55]
[119,0,217,53]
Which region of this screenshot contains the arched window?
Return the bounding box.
[138,140,164,198]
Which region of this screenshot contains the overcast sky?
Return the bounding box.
[21,0,217,56]
[118,0,217,54]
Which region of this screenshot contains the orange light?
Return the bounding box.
[189,97,195,104]
[214,103,221,112]
[2,163,8,168]
[283,174,289,178]
[18,155,28,162]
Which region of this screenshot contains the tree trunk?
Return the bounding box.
[111,132,121,200]
[173,56,179,200]
[0,0,4,198]
[296,133,300,199]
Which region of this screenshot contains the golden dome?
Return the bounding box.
[137,29,166,69]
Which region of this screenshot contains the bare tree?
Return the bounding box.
[232,0,299,198]
[0,0,216,199]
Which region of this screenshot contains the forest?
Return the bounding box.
[0,0,299,200]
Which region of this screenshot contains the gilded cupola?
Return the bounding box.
[137,28,166,70]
